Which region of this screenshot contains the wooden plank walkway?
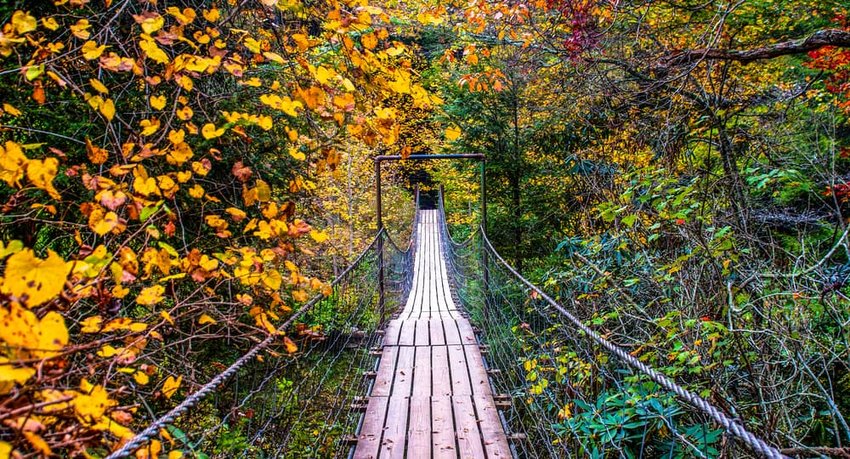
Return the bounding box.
[354,210,511,459]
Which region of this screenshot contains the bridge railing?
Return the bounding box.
[437,189,786,459]
[107,228,413,459]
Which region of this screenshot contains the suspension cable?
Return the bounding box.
[105,231,386,459]
[478,227,788,459]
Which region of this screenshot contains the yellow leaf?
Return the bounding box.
[0,360,36,394]
[314,66,335,85]
[160,310,174,325]
[288,147,305,161]
[90,79,109,94]
[1,249,70,307]
[162,375,182,399]
[263,52,285,64]
[134,13,165,34]
[0,141,28,188]
[292,289,308,302]
[97,345,119,358]
[25,157,61,199]
[309,229,329,243]
[42,17,59,31]
[89,208,120,236]
[3,103,22,116]
[80,316,103,333]
[74,381,116,421]
[71,19,91,39]
[188,184,204,198]
[283,336,298,354]
[100,98,115,121]
[262,270,282,290]
[198,314,216,325]
[291,34,310,51]
[176,74,193,92]
[140,118,161,136]
[333,92,355,111]
[386,45,405,57]
[22,431,51,456]
[136,440,163,459]
[137,285,165,305]
[388,70,411,94]
[259,94,302,117]
[176,106,193,120]
[361,32,378,50]
[243,37,262,54]
[255,180,271,202]
[166,7,196,25]
[445,125,462,141]
[168,451,184,459]
[225,207,247,221]
[201,123,225,139]
[87,138,108,164]
[11,11,37,35]
[139,37,169,64]
[203,8,221,22]
[134,371,150,385]
[81,41,107,60]
[150,95,167,110]
[38,311,67,355]
[417,9,445,25]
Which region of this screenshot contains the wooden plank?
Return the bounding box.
[381,395,409,458]
[429,319,445,346]
[443,319,462,346]
[383,320,401,346]
[424,222,439,319]
[410,240,426,319]
[473,395,511,458]
[448,344,472,396]
[403,214,427,320]
[381,346,414,457]
[453,396,487,459]
[407,396,432,458]
[415,319,430,346]
[398,320,415,346]
[431,396,457,459]
[371,346,398,397]
[463,343,492,396]
[457,319,478,346]
[413,346,431,397]
[393,346,415,396]
[431,345,452,397]
[353,395,389,459]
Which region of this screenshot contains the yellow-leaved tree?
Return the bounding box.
[0,0,440,455]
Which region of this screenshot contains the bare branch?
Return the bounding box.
[662,28,850,66]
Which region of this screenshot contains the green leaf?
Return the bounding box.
[25,64,45,81]
[157,241,179,257]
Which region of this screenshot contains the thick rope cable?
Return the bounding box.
[478,226,789,459]
[105,231,385,459]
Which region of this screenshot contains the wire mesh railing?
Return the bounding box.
[437,190,785,459]
[107,229,413,459]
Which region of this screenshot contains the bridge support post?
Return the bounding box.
[480,159,490,321]
[375,158,385,323]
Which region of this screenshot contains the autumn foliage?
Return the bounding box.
[0,0,441,456]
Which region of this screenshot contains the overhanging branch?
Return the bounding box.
[662,28,850,66]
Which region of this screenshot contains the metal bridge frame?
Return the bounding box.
[374,153,486,320]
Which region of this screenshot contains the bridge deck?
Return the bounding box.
[354,210,510,458]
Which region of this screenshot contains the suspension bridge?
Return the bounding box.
[104,157,790,458]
